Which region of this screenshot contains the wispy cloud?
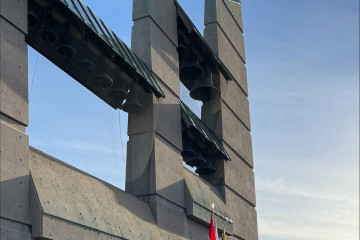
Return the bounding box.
[256,175,359,240]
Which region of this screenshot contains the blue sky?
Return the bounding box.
[27,0,359,239]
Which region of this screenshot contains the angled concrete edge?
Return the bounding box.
[184,169,233,235]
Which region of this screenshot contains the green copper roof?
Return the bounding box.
[180,101,231,160]
[175,0,235,82]
[59,0,165,98]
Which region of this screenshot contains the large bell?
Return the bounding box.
[72,39,95,75]
[185,152,206,167]
[181,138,196,158]
[190,72,219,101]
[179,50,204,81]
[177,42,188,59]
[38,7,58,44]
[28,5,38,29]
[122,83,143,113]
[195,158,217,175]
[91,73,113,89]
[57,23,76,58]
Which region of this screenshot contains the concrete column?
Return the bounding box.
[203,0,258,239]
[127,0,185,237]
[0,0,31,238]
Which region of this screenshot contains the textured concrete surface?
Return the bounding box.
[0,122,30,224]
[205,0,246,62]
[223,0,243,31]
[30,148,162,240]
[184,169,233,235]
[0,0,28,33]
[222,145,256,205]
[132,17,180,97]
[221,103,253,166]
[153,135,184,206]
[223,187,258,240]
[0,18,28,126]
[128,80,182,150]
[205,23,248,94]
[145,195,187,239]
[0,0,30,228]
[0,218,31,240]
[219,74,251,130]
[132,0,178,45]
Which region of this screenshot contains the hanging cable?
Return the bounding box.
[29,9,47,102]
[118,110,126,168]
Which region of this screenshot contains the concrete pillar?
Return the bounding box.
[127,0,185,237]
[0,0,31,238]
[203,0,258,239]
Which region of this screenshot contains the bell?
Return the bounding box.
[122,84,143,113]
[190,72,219,101]
[72,39,95,75]
[179,50,204,81]
[108,88,128,107]
[57,23,76,58]
[91,73,113,89]
[28,5,38,29]
[38,7,58,44]
[195,159,217,176]
[74,58,95,75]
[185,152,206,167]
[181,139,196,158]
[177,42,188,59]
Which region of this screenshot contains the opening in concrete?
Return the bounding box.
[28,46,128,189]
[26,0,135,190]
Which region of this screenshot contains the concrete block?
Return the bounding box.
[0,0,27,34]
[128,82,182,156]
[125,132,154,196]
[0,112,25,132]
[187,218,209,240]
[219,74,251,130]
[41,216,123,240]
[146,195,186,238]
[0,121,30,224]
[153,81,182,150]
[221,102,253,166]
[223,187,258,240]
[132,17,180,96]
[205,0,243,32]
[153,135,184,207]
[205,0,246,61]
[204,23,247,94]
[0,19,28,126]
[29,177,43,238]
[133,0,178,45]
[127,89,154,135]
[30,148,162,240]
[184,169,233,234]
[223,145,256,205]
[0,218,31,240]
[223,0,243,31]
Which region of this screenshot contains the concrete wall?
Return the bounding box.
[204,0,258,239]
[127,1,186,238]
[0,0,31,238]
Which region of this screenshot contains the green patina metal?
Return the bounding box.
[59,0,165,98]
[180,101,231,160]
[175,0,235,82]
